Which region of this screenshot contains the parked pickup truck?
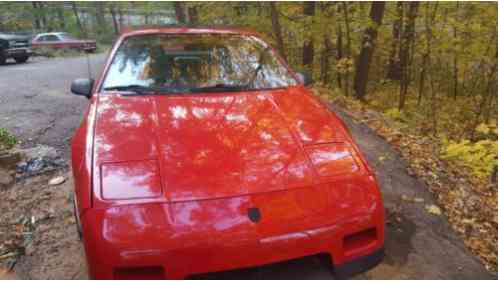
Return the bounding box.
[0,33,32,65]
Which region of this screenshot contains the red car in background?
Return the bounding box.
[70,27,385,279]
[31,32,96,53]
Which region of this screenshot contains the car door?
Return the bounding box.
[31,35,45,48]
[36,34,63,49]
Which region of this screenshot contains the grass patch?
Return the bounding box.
[0,128,17,151]
[34,47,82,58]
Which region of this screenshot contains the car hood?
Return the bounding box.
[92,86,349,203]
[0,34,30,41]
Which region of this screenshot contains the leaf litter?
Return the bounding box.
[318,88,498,274]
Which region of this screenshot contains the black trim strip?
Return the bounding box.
[334,248,384,278]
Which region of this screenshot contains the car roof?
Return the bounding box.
[35,32,67,37]
[120,25,258,37]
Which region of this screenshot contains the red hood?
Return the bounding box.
[92,87,350,204]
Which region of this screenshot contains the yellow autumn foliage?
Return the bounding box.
[441,138,498,179]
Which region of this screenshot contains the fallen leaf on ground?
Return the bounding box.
[48,176,65,186]
[0,266,17,279]
[493,216,498,224]
[426,204,442,215]
[401,195,425,203]
[320,89,498,274]
[401,194,411,202]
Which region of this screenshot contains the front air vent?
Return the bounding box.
[114,266,165,279]
[343,228,377,256]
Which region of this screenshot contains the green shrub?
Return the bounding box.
[0,128,17,151]
[34,47,83,58]
[384,108,406,122]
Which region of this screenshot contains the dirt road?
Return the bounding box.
[0,56,493,279]
[0,55,106,157]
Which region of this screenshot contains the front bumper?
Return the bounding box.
[81,202,384,279]
[80,174,384,279]
[5,47,32,58]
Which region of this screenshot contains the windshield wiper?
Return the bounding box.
[103,85,186,96]
[103,85,157,96]
[190,83,248,93]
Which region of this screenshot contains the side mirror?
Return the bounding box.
[71,78,94,98]
[296,72,313,86]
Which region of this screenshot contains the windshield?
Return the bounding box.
[58,33,77,40]
[101,34,298,92]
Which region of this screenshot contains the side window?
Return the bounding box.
[45,35,60,42]
[36,36,46,42]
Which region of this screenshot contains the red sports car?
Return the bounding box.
[70,27,385,279]
[32,32,96,53]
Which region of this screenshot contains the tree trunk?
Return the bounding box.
[321,34,333,84]
[408,26,417,87]
[38,2,48,31]
[71,2,86,36]
[398,2,419,111]
[353,2,386,100]
[270,2,286,62]
[95,2,106,34]
[471,31,498,139]
[453,2,460,100]
[32,2,41,30]
[56,4,65,30]
[342,2,352,96]
[174,2,187,24]
[336,23,343,89]
[418,54,428,105]
[483,39,497,124]
[302,2,315,78]
[142,3,150,25]
[453,47,458,100]
[188,6,199,25]
[417,2,437,105]
[430,58,438,136]
[118,9,124,28]
[110,7,120,35]
[387,2,403,80]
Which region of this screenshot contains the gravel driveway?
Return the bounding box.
[0,54,106,157]
[0,55,493,279]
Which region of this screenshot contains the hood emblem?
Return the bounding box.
[248,207,262,223]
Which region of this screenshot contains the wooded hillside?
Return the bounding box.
[1,2,496,146]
